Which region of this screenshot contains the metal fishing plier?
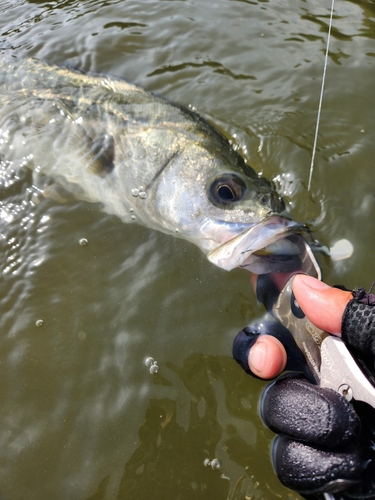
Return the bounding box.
[262,234,375,409]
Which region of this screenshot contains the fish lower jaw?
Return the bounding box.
[206,216,301,273]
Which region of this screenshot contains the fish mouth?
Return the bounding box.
[207,215,305,274]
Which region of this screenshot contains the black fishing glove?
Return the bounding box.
[233,286,375,499]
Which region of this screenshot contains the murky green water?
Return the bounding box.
[0,0,374,499]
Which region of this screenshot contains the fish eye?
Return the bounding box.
[217,184,235,201]
[209,174,246,206]
[258,193,270,206]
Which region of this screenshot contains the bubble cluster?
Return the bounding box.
[144,357,159,374]
[204,458,222,470]
[131,186,147,199]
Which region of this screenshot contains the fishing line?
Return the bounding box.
[311,8,355,500]
[308,0,336,191]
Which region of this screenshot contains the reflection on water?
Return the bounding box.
[0,0,375,499]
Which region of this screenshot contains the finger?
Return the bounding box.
[261,376,359,447]
[233,321,310,380]
[272,435,361,495]
[342,297,375,356]
[292,274,352,334]
[232,328,287,379]
[248,335,287,379]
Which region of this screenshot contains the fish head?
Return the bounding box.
[144,138,301,274]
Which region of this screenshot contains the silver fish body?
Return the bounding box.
[0,56,298,272]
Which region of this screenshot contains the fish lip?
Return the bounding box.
[207,215,304,272]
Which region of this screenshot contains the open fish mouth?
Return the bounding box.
[207,215,305,274]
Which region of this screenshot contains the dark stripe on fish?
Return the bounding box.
[145,150,180,192]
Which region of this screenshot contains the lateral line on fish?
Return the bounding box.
[308,0,335,192]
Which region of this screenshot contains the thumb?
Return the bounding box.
[292,275,352,335]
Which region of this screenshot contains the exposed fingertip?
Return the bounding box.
[249,336,287,379]
[292,275,351,334]
[293,274,330,291]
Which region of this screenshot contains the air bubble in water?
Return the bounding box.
[210,459,222,470]
[145,357,159,374]
[149,364,159,374]
[145,357,154,367]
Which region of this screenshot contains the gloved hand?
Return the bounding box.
[233,275,375,498]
